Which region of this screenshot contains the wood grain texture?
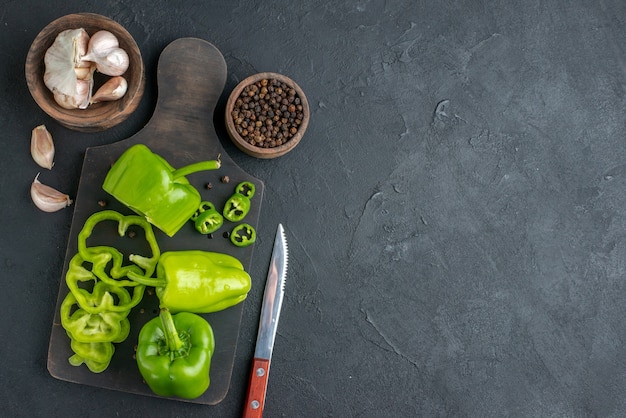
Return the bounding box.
[242,358,271,418]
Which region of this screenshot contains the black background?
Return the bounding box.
[2,1,626,416]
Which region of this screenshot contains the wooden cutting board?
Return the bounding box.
[47,38,264,405]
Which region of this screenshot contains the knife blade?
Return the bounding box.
[243,224,288,418]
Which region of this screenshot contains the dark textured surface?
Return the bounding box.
[2,1,626,416]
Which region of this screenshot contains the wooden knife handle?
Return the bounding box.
[243,358,270,418]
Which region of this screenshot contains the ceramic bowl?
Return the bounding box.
[225,72,309,159]
[25,13,145,132]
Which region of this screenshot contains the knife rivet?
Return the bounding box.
[251,400,260,409]
[256,367,266,377]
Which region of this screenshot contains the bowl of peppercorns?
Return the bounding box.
[225,72,309,159]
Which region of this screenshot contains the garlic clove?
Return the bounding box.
[76,78,93,109]
[87,30,120,54]
[44,28,90,97]
[91,76,128,103]
[74,62,96,81]
[30,173,73,212]
[30,125,55,170]
[95,48,130,76]
[53,78,92,109]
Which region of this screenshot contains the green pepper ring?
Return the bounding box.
[230,223,256,247]
[191,201,217,221]
[235,181,256,198]
[194,210,224,234]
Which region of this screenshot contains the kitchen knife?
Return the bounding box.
[243,224,288,418]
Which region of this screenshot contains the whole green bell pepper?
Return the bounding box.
[102,144,221,237]
[128,251,252,313]
[136,309,215,399]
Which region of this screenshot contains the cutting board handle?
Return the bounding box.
[139,38,228,157]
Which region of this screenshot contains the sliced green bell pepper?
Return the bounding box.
[191,201,223,234]
[102,144,221,237]
[136,309,214,399]
[223,181,255,222]
[128,251,251,313]
[61,290,130,373]
[61,209,161,373]
[77,210,161,286]
[65,253,142,314]
[230,223,256,247]
[69,340,115,373]
[61,291,131,343]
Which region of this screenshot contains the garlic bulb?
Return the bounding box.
[44,28,90,98]
[30,173,73,212]
[82,30,129,76]
[30,125,55,170]
[91,76,127,103]
[43,28,129,109]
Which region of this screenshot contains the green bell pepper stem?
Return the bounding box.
[172,156,220,179]
[136,310,215,399]
[128,251,252,313]
[159,308,184,356]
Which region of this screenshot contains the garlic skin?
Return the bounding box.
[30,125,55,170]
[91,76,127,103]
[30,173,73,212]
[44,28,90,98]
[82,31,130,76]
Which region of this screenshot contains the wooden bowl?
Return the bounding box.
[225,72,309,159]
[25,13,145,132]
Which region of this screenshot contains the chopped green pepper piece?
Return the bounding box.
[69,340,115,373]
[128,251,252,313]
[223,181,255,222]
[136,309,215,399]
[65,253,143,313]
[102,144,221,237]
[235,181,256,198]
[230,223,256,247]
[77,210,161,285]
[61,209,162,373]
[61,291,131,343]
[191,201,223,234]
